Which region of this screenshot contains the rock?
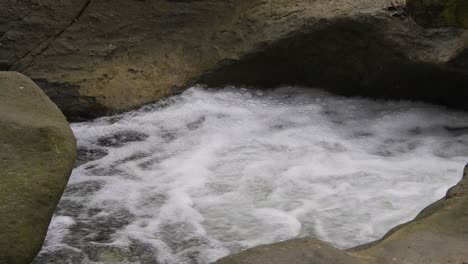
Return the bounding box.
[96,131,148,148]
[408,0,468,28]
[1,0,468,120]
[213,164,468,264]
[214,239,364,264]
[75,147,108,167]
[0,72,76,264]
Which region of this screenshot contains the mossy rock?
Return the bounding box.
[408,0,468,28]
[0,72,76,264]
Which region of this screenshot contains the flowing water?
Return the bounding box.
[35,86,467,264]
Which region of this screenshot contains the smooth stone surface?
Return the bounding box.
[0,72,76,264]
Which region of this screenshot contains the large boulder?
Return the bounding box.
[1,0,468,120]
[214,165,468,264]
[0,72,76,264]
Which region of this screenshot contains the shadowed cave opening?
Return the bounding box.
[194,20,468,111]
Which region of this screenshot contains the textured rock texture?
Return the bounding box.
[214,165,468,264]
[1,0,468,120]
[0,72,76,264]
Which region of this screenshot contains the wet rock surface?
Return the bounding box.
[75,147,108,167]
[96,131,149,148]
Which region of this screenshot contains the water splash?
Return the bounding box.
[36,86,468,264]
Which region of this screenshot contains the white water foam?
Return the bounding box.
[37,86,467,264]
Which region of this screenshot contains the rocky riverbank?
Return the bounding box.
[1,0,467,263]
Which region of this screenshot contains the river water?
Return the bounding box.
[35,86,467,264]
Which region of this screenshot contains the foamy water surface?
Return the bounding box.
[36,86,467,264]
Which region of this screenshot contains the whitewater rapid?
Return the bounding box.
[36,86,467,264]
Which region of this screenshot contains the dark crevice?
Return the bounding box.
[33,78,106,122]
[0,61,10,71]
[9,0,93,72]
[194,19,468,111]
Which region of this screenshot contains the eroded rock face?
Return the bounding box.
[0,0,245,120]
[1,0,468,120]
[213,165,468,264]
[0,72,76,264]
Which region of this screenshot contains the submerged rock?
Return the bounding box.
[0,72,76,264]
[96,131,148,148]
[213,164,468,264]
[75,147,108,167]
[1,0,468,120]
